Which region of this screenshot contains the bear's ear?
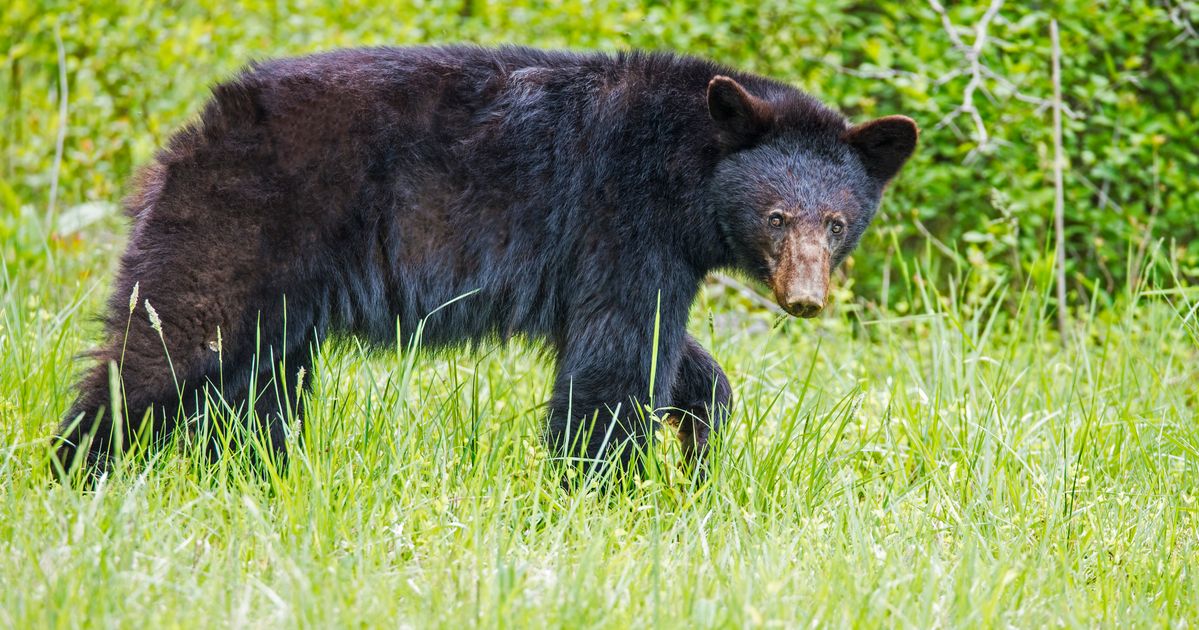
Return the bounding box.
[707,75,771,146]
[842,115,919,183]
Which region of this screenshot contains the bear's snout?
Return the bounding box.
[772,233,830,318]
[782,289,825,318]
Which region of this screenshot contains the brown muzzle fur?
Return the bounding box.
[771,232,829,318]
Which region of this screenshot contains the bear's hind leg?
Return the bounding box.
[52,272,239,479]
[53,221,324,479]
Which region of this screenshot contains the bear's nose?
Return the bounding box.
[784,292,824,318]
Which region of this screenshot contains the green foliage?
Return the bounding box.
[2,0,1197,301]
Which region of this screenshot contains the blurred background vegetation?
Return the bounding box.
[2,0,1196,312]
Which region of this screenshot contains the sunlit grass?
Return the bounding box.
[1,219,1196,627]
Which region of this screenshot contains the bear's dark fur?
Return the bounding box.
[53,45,916,480]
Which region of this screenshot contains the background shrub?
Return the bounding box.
[3,0,1196,306]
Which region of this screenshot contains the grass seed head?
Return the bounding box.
[145,299,162,334]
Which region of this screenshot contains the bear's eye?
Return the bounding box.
[829,219,845,235]
[768,212,786,229]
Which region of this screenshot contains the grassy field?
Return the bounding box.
[2,2,1199,626]
[2,206,1198,627]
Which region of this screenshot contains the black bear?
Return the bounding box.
[53,46,916,480]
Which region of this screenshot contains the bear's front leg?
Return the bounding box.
[546,310,684,485]
[667,335,732,475]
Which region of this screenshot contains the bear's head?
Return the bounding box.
[706,75,917,318]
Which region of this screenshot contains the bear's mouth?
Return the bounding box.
[780,298,824,318]
[773,285,826,318]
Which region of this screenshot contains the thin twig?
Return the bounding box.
[1166,0,1199,47]
[798,55,922,81]
[913,217,964,264]
[928,0,1004,154]
[979,66,1079,117]
[1075,171,1125,215]
[1051,19,1069,342]
[48,25,68,223]
[710,273,783,314]
[1129,148,1163,293]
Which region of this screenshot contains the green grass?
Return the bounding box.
[2,211,1197,627]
